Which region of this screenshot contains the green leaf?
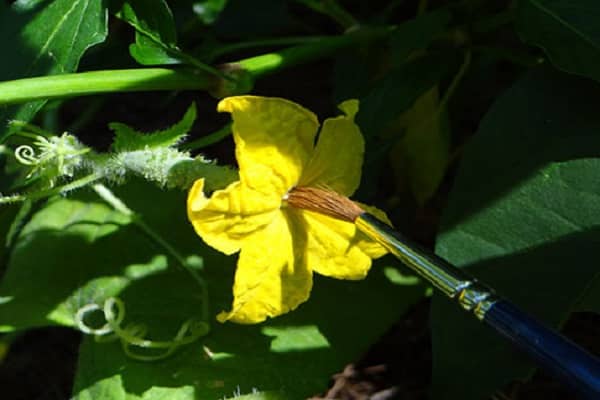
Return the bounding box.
[192,0,228,25]
[118,0,177,45]
[576,275,600,312]
[390,8,452,65]
[117,0,182,65]
[0,196,132,331]
[73,258,426,399]
[430,68,600,399]
[0,178,426,399]
[389,87,450,204]
[517,0,600,83]
[357,54,452,140]
[110,103,196,151]
[355,53,455,199]
[0,0,108,142]
[129,34,182,65]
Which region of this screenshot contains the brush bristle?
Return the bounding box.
[285,186,364,222]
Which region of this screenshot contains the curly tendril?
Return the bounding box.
[14,145,40,165]
[75,297,209,361]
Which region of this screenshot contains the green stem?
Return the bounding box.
[0,69,213,107]
[207,36,327,61]
[0,27,391,107]
[439,50,471,110]
[8,121,55,139]
[0,173,101,204]
[238,27,389,78]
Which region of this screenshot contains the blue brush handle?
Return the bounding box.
[484,300,600,399]
[355,213,600,397]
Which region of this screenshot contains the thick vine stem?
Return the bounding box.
[0,27,393,110]
[0,69,212,107]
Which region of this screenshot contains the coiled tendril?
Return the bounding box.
[14,145,40,165]
[75,297,209,361]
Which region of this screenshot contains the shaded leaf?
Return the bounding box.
[192,0,228,25]
[356,53,455,200]
[430,68,600,399]
[0,0,108,141]
[110,103,196,151]
[117,0,182,65]
[390,8,452,65]
[0,196,132,331]
[389,87,450,204]
[517,0,600,83]
[129,34,181,65]
[357,54,452,140]
[118,0,176,45]
[576,276,600,313]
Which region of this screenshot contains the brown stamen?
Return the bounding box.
[286,186,364,223]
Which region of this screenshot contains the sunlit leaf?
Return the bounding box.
[430,68,600,399]
[0,0,108,141]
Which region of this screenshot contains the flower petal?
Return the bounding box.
[299,99,363,196]
[296,204,389,280]
[217,212,312,324]
[187,179,280,255]
[218,96,320,195]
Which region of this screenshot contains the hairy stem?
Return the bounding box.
[0,173,102,204]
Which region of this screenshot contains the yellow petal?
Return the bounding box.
[218,96,319,195]
[295,205,388,280]
[187,179,280,255]
[299,99,363,196]
[217,212,312,324]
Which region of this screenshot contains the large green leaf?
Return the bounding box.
[117,0,182,65]
[355,53,455,200]
[517,0,600,83]
[332,8,450,104]
[577,275,600,312]
[430,68,600,399]
[0,0,108,142]
[118,0,177,45]
[0,179,426,398]
[389,8,451,65]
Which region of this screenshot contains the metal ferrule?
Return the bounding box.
[356,213,498,320]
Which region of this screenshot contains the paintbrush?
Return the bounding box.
[287,186,600,399]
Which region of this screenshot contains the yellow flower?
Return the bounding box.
[187,96,389,324]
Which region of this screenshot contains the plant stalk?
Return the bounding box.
[0,69,212,106]
[0,27,391,107]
